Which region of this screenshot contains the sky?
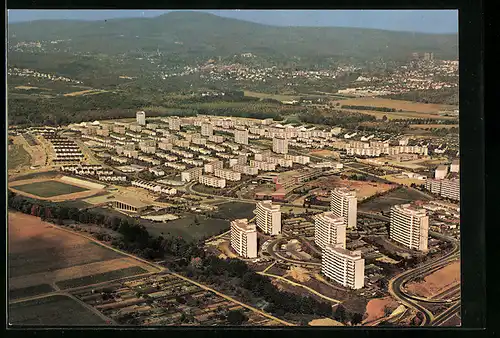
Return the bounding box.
[7,10,458,34]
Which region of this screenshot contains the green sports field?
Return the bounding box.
[12,180,89,198]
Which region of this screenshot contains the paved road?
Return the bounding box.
[388,234,460,326]
[432,302,461,326]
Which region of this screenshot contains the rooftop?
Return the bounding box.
[114,195,150,209]
[326,243,362,259]
[231,219,257,232]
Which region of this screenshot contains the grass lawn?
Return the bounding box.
[142,214,229,242]
[56,266,149,290]
[212,202,256,220]
[8,145,31,170]
[9,295,107,325]
[13,180,89,198]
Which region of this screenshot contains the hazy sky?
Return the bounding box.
[7,10,458,34]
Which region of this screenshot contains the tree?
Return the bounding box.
[351,313,363,325]
[226,309,247,325]
[382,115,388,122]
[334,304,347,323]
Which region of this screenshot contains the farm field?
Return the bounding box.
[332,97,457,114]
[410,124,459,129]
[8,212,158,301]
[63,89,109,97]
[8,144,31,170]
[11,180,88,198]
[244,90,300,102]
[9,295,107,325]
[9,284,55,301]
[358,187,430,212]
[57,266,150,290]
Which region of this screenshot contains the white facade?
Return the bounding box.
[136,111,146,125]
[199,175,226,188]
[181,167,203,182]
[330,188,357,228]
[322,243,365,289]
[390,204,429,251]
[214,168,242,182]
[169,117,181,131]
[450,159,460,173]
[272,137,289,154]
[234,129,249,145]
[314,212,346,250]
[230,219,258,258]
[201,123,214,137]
[255,200,281,235]
[204,160,224,174]
[435,165,449,179]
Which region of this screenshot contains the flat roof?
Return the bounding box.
[114,196,150,208]
[231,219,256,232]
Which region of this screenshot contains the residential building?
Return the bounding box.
[273,137,289,154]
[330,188,357,228]
[199,175,226,188]
[234,129,249,145]
[322,243,365,289]
[232,164,259,176]
[390,204,429,251]
[450,159,460,173]
[426,178,460,201]
[435,165,449,179]
[169,117,181,131]
[201,123,214,137]
[204,160,224,174]
[181,167,203,182]
[230,219,258,258]
[136,111,146,126]
[250,160,276,171]
[314,212,346,250]
[214,168,241,182]
[255,200,281,235]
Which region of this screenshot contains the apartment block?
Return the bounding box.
[201,122,214,137]
[234,129,249,145]
[390,204,429,251]
[322,243,365,289]
[204,160,224,174]
[250,160,276,171]
[232,164,259,176]
[330,188,358,228]
[181,167,203,182]
[198,175,226,188]
[272,137,289,154]
[230,219,258,258]
[255,200,281,235]
[314,212,346,250]
[214,168,242,182]
[136,111,146,126]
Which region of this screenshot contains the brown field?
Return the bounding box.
[410,124,459,129]
[8,212,157,296]
[307,177,395,200]
[63,89,108,97]
[8,176,103,202]
[244,90,299,102]
[341,108,454,120]
[309,318,344,326]
[308,149,340,158]
[332,97,456,113]
[363,296,399,323]
[406,260,460,298]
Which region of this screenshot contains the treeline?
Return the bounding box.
[197,108,283,121]
[177,256,334,318]
[342,105,397,112]
[299,110,376,127]
[382,87,459,105]
[7,190,338,321]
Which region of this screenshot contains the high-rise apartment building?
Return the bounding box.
[136,111,146,126]
[390,204,429,251]
[330,188,357,228]
[322,243,365,289]
[230,219,258,258]
[169,117,181,131]
[255,200,281,235]
[314,212,346,250]
[201,123,213,137]
[272,137,289,154]
[234,129,249,145]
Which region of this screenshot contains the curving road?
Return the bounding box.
[388,233,460,326]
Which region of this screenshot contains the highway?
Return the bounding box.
[388,233,460,326]
[431,302,461,326]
